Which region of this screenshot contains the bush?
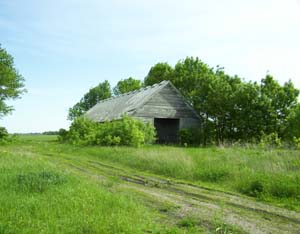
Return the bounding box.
[0,127,8,139]
[57,128,68,142]
[0,127,18,144]
[259,132,282,149]
[59,116,156,147]
[293,137,300,150]
[238,179,264,197]
[179,128,201,146]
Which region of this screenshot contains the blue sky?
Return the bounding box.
[1,0,300,133]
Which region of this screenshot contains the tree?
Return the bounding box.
[284,104,300,139]
[0,44,25,118]
[172,57,217,144]
[68,80,112,120]
[113,77,142,95]
[260,75,299,136]
[144,62,174,86]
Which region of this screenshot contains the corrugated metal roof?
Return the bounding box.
[84,80,170,122]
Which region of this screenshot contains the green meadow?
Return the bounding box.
[0,135,300,234]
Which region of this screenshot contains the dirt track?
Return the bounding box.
[57,156,300,234]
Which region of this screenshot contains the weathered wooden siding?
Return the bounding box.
[134,83,197,119]
[179,117,201,129]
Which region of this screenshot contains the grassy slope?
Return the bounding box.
[0,135,300,233]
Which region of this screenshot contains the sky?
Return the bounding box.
[1,0,300,133]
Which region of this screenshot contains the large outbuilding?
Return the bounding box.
[85,80,201,143]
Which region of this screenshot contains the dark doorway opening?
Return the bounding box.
[154,118,180,144]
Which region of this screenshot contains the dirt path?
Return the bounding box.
[56,156,300,234]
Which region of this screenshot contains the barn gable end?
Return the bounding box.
[134,82,198,119]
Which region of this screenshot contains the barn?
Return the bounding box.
[85,80,201,143]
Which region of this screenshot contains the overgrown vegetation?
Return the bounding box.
[0,126,18,145]
[1,135,299,233]
[55,143,300,210]
[14,135,300,211]
[59,116,156,147]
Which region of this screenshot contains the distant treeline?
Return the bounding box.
[67,57,300,146]
[42,131,59,135]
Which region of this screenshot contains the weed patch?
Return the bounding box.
[196,167,231,182]
[15,171,67,193]
[178,216,198,228]
[238,179,265,197]
[269,175,300,198]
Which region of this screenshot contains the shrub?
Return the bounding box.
[0,127,18,144]
[179,128,201,146]
[59,116,156,147]
[259,132,282,149]
[293,137,300,150]
[57,128,68,142]
[0,127,8,139]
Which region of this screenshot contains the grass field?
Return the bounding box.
[0,135,300,234]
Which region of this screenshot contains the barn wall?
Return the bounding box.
[179,117,201,129]
[132,116,154,125]
[134,84,200,120]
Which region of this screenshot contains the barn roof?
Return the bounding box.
[84,80,198,122]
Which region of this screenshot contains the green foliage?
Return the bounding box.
[42,130,59,135]
[0,44,26,117]
[65,56,300,146]
[292,137,300,149]
[142,57,300,145]
[113,77,142,95]
[0,127,8,139]
[144,62,174,86]
[179,128,201,146]
[60,116,156,147]
[68,80,112,120]
[57,128,68,142]
[284,104,300,140]
[259,132,282,149]
[0,127,18,144]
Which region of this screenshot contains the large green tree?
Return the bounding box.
[168,57,300,144]
[113,77,142,95]
[144,62,174,86]
[0,44,25,117]
[68,80,111,120]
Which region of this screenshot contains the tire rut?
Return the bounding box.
[58,157,300,234]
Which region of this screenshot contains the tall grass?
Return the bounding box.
[42,144,300,210]
[0,149,184,234]
[7,135,300,211]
